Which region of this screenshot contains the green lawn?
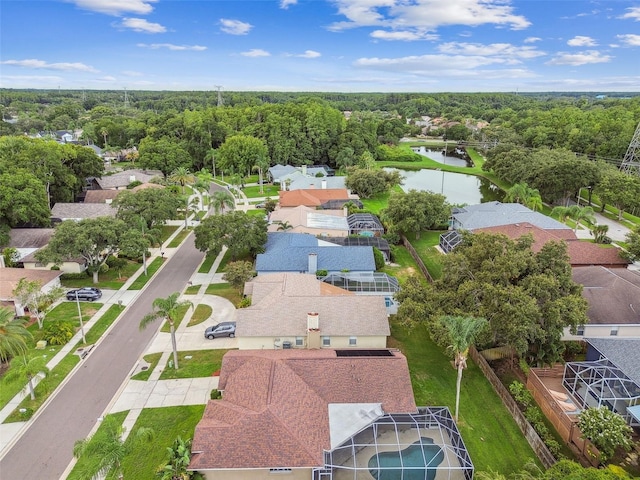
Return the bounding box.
[406,230,446,280]
[160,304,191,333]
[159,349,230,379]
[187,304,212,327]
[167,228,191,248]
[242,184,279,198]
[160,225,179,243]
[4,304,124,422]
[380,245,423,285]
[390,319,540,474]
[130,352,163,381]
[205,282,242,306]
[121,405,206,480]
[60,261,142,289]
[127,257,164,290]
[198,253,217,273]
[184,284,201,294]
[216,248,253,272]
[245,209,267,217]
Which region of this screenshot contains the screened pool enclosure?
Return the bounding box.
[317,407,474,480]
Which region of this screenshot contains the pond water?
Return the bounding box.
[386,168,504,205]
[410,146,469,168]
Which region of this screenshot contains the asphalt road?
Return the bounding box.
[0,235,204,479]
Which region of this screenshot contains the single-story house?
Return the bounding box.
[319,271,400,315]
[51,203,116,222]
[347,213,384,237]
[279,189,357,209]
[268,164,335,185]
[83,182,164,203]
[237,273,389,349]
[324,236,391,261]
[268,206,349,237]
[255,233,376,275]
[564,266,640,339]
[448,202,574,237]
[472,223,629,268]
[6,228,84,273]
[88,169,162,190]
[0,268,63,315]
[189,349,474,479]
[563,337,640,426]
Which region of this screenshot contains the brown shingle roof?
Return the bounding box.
[475,223,628,267]
[8,229,55,248]
[572,266,640,326]
[236,273,389,337]
[0,268,63,300]
[51,203,116,220]
[279,189,350,207]
[84,190,122,203]
[190,349,416,470]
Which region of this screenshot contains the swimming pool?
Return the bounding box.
[367,436,444,480]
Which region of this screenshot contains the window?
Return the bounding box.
[349,336,357,346]
[576,325,585,336]
[610,326,619,336]
[322,336,331,347]
[269,468,292,474]
[384,297,393,308]
[295,337,304,347]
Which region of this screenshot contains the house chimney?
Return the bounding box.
[308,253,318,273]
[302,165,307,176]
[129,175,136,183]
[307,312,319,330]
[321,179,327,189]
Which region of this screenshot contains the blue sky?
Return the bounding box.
[1,0,639,92]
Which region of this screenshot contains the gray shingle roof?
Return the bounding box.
[452,201,571,232]
[51,203,116,220]
[289,176,346,191]
[8,228,55,248]
[586,338,640,385]
[256,245,375,274]
[94,169,163,189]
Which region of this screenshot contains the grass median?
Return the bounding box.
[127,257,164,290]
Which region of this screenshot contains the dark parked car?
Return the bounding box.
[67,287,102,301]
[204,322,236,339]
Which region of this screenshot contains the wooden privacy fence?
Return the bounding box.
[469,347,557,468]
[401,235,434,282]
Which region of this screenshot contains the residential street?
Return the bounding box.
[0,236,204,480]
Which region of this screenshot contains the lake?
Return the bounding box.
[385,168,504,205]
[409,146,469,168]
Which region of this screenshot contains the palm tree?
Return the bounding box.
[139,293,193,370]
[73,415,154,480]
[252,157,270,195]
[551,205,571,222]
[440,315,488,422]
[211,190,235,214]
[0,307,32,363]
[195,168,214,209]
[169,167,195,195]
[591,224,610,244]
[504,183,529,204]
[525,190,543,212]
[568,205,596,233]
[277,221,293,231]
[4,354,49,400]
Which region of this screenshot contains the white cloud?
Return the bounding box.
[280,0,297,8]
[567,36,597,47]
[1,59,99,72]
[241,49,271,57]
[547,50,612,66]
[370,29,438,41]
[328,0,531,32]
[137,43,207,51]
[354,54,508,72]
[617,34,640,46]
[620,6,640,21]
[219,18,252,35]
[524,37,541,43]
[66,0,157,16]
[122,70,144,76]
[438,42,545,60]
[119,18,166,33]
[93,76,118,82]
[297,50,321,58]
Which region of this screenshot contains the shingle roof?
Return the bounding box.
[586,338,640,385]
[452,202,572,232]
[572,266,640,326]
[94,169,162,189]
[236,273,388,337]
[256,245,375,273]
[51,203,116,220]
[189,349,417,470]
[475,223,628,267]
[288,176,346,191]
[83,190,122,203]
[279,189,351,207]
[8,229,55,248]
[0,268,63,300]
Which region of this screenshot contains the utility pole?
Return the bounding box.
[620,122,640,177]
[214,85,223,107]
[123,87,129,109]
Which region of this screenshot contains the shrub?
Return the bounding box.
[61,272,90,280]
[315,269,328,277]
[236,297,251,309]
[210,389,222,400]
[50,265,60,270]
[509,381,533,409]
[43,320,75,345]
[126,180,142,189]
[578,407,633,462]
[373,247,386,270]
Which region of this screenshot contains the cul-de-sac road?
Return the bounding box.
[0,236,204,480]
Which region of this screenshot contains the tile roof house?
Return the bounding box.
[51,203,116,222]
[279,189,355,208]
[565,266,640,339]
[255,233,376,275]
[236,273,389,349]
[0,267,63,315]
[190,349,474,479]
[474,223,629,268]
[268,206,349,236]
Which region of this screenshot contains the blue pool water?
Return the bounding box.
[368,437,444,480]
